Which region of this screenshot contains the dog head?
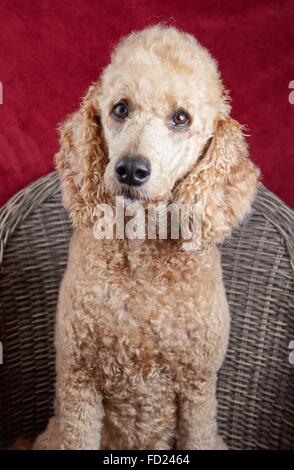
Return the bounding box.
[56,25,259,246]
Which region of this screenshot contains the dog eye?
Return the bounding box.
[171,110,190,128]
[112,102,129,121]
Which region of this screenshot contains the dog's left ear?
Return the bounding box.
[55,83,107,227]
[176,117,260,248]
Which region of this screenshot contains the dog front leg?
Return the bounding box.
[176,375,226,450]
[57,369,104,450]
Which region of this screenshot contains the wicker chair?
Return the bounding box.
[0,172,293,450]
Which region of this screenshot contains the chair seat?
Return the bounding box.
[0,172,293,449]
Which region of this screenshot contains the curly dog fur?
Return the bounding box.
[34,25,259,450]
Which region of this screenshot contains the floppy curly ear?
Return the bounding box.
[55,84,107,226]
[176,118,260,248]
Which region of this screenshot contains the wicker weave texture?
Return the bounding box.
[0,172,293,449]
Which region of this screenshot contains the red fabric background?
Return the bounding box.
[0,0,293,208]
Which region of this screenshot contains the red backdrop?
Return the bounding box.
[0,0,293,208]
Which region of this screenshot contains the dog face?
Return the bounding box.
[99,26,228,203]
[56,25,259,246]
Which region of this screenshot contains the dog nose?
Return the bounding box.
[115,156,151,186]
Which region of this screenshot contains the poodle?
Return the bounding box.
[34,24,259,450]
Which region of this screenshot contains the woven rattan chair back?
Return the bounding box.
[0,172,293,449]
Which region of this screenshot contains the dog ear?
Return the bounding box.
[176,118,260,248]
[55,84,107,227]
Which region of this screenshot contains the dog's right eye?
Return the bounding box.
[111,102,129,121]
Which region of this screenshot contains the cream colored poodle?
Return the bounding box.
[34,25,259,450]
